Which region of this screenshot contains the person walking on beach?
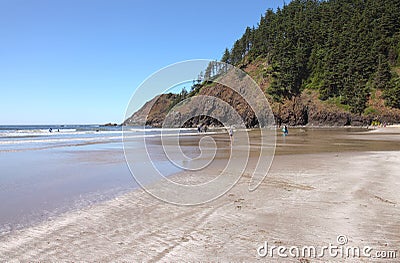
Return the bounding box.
[229,126,234,143]
[282,125,288,136]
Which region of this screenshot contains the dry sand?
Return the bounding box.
[0,127,399,262]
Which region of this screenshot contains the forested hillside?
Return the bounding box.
[223,0,400,113]
[125,0,400,127]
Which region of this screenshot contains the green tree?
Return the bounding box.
[221,48,231,64]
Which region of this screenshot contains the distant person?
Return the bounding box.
[229,126,234,142]
[199,124,204,133]
[283,125,288,136]
[204,125,208,133]
[197,125,201,133]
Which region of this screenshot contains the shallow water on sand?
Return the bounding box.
[0,127,189,234]
[274,127,400,155]
[0,142,130,234]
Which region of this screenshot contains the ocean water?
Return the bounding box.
[0,125,195,152]
[0,125,198,235]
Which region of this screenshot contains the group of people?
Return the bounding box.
[197,124,208,133]
[195,124,288,140]
[196,124,235,142]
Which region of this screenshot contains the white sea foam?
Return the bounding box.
[0,129,223,151]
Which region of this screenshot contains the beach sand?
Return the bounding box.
[0,127,399,262]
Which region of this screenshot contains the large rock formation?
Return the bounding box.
[123,84,261,128]
[123,93,179,127]
[123,86,400,128]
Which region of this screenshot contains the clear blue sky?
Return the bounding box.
[0,0,286,125]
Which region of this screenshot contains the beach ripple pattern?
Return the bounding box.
[123,60,276,205]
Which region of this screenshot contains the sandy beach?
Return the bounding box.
[0,127,399,262]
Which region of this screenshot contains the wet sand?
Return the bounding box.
[0,127,399,262]
[0,143,135,234]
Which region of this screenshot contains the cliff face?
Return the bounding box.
[124,85,400,128]
[278,91,400,126]
[123,85,259,128]
[123,93,179,127]
[272,91,366,126]
[191,84,259,127]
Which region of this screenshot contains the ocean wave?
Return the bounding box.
[0,128,225,154]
